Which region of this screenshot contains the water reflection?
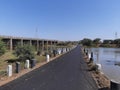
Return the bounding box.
[91,48,120,83]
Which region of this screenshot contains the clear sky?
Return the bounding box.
[0,0,120,41]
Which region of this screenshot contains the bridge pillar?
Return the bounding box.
[30,40,32,46]
[46,41,48,53]
[10,38,13,51]
[37,40,39,51]
[51,41,53,51]
[54,41,56,49]
[21,39,23,46]
[42,40,44,52]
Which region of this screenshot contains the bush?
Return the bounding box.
[0,39,6,56]
[14,45,35,62]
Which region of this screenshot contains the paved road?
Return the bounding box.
[0,46,98,90]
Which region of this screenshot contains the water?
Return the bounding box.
[90,48,120,83]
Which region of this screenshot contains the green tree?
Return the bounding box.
[0,39,6,56]
[114,39,120,47]
[14,45,35,62]
[81,38,92,46]
[114,39,120,44]
[92,38,101,47]
[93,38,101,45]
[103,40,113,44]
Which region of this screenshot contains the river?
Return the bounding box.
[90,47,120,83]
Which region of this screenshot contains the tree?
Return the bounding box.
[14,45,35,62]
[114,39,120,47]
[114,39,120,44]
[103,40,113,44]
[81,38,92,46]
[93,38,101,45]
[0,39,6,56]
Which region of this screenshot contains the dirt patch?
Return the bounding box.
[92,71,110,90]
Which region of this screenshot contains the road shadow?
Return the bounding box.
[98,87,110,90]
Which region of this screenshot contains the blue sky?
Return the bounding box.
[0,0,120,41]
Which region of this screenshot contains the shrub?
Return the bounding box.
[0,39,6,56]
[14,45,35,62]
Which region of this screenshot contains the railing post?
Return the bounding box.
[25,60,30,69]
[7,65,12,77]
[110,80,120,90]
[46,54,50,62]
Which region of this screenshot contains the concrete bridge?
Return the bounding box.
[0,35,58,51]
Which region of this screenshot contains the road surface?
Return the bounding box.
[0,46,98,90]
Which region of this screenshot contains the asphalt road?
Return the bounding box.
[0,46,98,90]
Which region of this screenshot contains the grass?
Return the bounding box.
[0,70,7,76]
[35,55,46,63]
[0,51,17,70]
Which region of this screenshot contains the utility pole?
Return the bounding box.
[115,32,118,39]
[114,32,118,65]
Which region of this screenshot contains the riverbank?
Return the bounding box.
[82,50,110,90]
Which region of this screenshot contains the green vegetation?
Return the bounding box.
[57,41,78,47]
[0,51,46,76]
[114,39,120,47]
[14,45,35,62]
[35,55,46,63]
[0,39,6,56]
[0,70,7,76]
[99,44,109,47]
[81,38,92,46]
[93,38,101,45]
[0,43,69,77]
[80,38,120,48]
[0,51,17,76]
